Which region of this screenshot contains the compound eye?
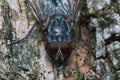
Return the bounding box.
[46,41,72,59]
[60,42,72,57]
[46,42,59,57]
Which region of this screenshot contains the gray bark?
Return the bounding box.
[0,0,120,80]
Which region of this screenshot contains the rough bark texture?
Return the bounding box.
[0,0,120,80]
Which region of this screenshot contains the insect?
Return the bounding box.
[11,0,82,68]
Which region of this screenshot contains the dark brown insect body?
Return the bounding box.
[45,14,72,66]
[23,0,81,67]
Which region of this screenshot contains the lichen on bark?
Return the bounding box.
[0,0,120,80]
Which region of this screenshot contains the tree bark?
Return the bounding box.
[0,0,120,80]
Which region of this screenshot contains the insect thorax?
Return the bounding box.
[47,14,71,43]
[46,14,72,66]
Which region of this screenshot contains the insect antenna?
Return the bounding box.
[52,59,66,77]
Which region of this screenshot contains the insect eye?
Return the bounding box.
[46,42,59,57]
[46,42,72,59]
[60,42,72,57]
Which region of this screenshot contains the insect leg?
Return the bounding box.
[8,22,37,46]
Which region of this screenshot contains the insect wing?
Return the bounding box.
[30,0,82,23]
[36,0,72,16]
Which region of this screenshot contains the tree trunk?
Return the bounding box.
[0,0,120,80]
